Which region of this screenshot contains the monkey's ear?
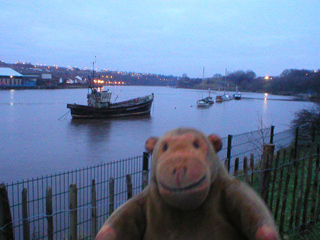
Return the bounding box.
[145,137,159,153]
[208,134,222,152]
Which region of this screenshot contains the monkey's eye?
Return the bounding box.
[163,144,168,151]
[193,141,200,149]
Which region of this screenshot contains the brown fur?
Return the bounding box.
[96,128,279,240]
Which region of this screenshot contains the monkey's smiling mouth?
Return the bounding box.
[159,175,207,192]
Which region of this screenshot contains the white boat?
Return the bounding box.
[222,94,232,101]
[233,86,242,100]
[202,96,214,104]
[233,93,242,100]
[199,89,214,105]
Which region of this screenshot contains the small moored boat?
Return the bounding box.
[215,95,223,103]
[233,86,242,100]
[233,93,242,100]
[202,96,214,104]
[197,99,210,108]
[222,94,232,101]
[196,68,214,107]
[218,68,232,102]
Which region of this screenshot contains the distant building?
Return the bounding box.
[0,67,38,88]
[0,67,24,86]
[42,73,52,80]
[37,73,58,87]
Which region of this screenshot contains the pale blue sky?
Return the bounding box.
[1,0,319,77]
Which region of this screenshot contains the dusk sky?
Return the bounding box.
[1,0,319,78]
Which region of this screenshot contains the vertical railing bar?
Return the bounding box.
[69,183,77,240]
[22,188,30,240]
[91,179,97,240]
[46,187,53,240]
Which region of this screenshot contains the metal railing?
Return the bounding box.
[1,126,312,239]
[1,155,150,239]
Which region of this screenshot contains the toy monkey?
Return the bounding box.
[96,128,279,240]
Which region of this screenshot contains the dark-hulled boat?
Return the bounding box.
[67,89,154,119]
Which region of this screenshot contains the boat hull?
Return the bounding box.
[215,96,223,103]
[67,94,154,119]
[196,99,210,108]
[197,103,210,108]
[233,94,242,100]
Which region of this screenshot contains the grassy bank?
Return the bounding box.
[284,222,320,239]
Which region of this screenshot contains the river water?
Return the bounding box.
[0,86,314,183]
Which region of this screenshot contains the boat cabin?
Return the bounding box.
[87,89,112,108]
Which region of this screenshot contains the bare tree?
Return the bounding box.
[291,104,320,140]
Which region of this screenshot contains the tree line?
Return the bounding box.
[178,69,320,96]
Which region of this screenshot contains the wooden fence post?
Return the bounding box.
[0,183,13,240]
[259,144,275,204]
[311,145,320,221]
[91,179,97,240]
[142,171,148,190]
[269,151,281,212]
[224,159,230,173]
[243,157,248,183]
[270,125,275,144]
[22,188,30,240]
[234,158,239,177]
[274,150,286,222]
[294,127,299,158]
[289,149,300,229]
[311,123,316,142]
[301,154,314,230]
[295,153,306,229]
[109,178,115,215]
[46,187,53,240]
[69,183,78,240]
[126,175,133,200]
[250,154,254,186]
[279,149,295,233]
[315,145,320,221]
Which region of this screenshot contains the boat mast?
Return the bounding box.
[92,56,96,81]
[89,56,96,92]
[224,68,227,95]
[202,67,205,98]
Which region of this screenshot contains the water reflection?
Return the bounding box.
[70,118,113,143]
[67,115,153,161]
[263,98,268,114]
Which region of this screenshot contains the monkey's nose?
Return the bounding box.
[172,166,187,187]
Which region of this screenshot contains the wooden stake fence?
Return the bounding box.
[259,144,274,203]
[224,143,320,234]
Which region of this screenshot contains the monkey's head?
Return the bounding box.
[145,128,223,210]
